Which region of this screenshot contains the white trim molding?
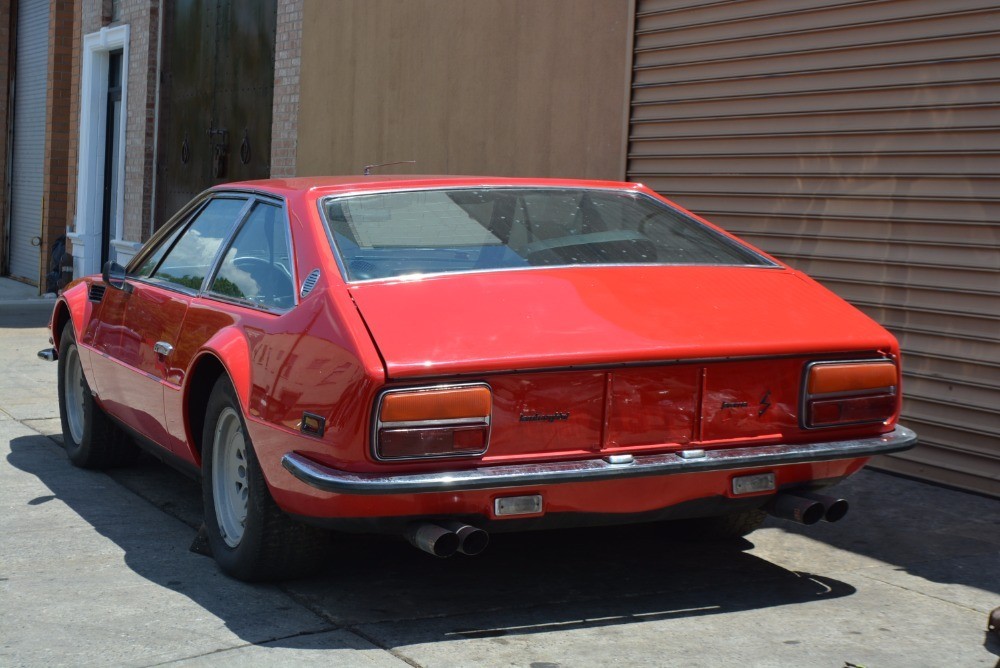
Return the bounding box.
[110,239,143,266]
[71,24,129,278]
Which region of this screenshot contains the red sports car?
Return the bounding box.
[41,176,916,581]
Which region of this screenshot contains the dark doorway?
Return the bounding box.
[101,50,123,268]
[155,0,278,229]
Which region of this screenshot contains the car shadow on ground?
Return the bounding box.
[764,467,1000,599]
[8,433,861,650]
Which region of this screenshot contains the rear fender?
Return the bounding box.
[182,329,252,463]
[196,328,253,407]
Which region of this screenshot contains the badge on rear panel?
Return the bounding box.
[732,472,775,495]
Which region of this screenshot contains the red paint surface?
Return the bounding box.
[349,266,894,378]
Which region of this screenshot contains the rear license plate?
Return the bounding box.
[732,472,775,495]
[494,495,543,517]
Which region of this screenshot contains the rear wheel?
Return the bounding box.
[201,375,330,581]
[57,322,134,468]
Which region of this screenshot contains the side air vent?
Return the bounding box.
[300,269,321,298]
[88,284,107,303]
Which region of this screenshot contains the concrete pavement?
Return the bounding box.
[0,277,54,332]
[0,277,42,300]
[1,305,998,667]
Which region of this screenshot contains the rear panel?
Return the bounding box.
[470,355,893,463]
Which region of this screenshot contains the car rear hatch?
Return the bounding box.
[349,266,899,459]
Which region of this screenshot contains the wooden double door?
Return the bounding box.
[155,0,278,227]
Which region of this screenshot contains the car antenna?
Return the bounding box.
[363,160,416,176]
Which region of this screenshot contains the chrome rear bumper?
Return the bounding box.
[281,425,917,496]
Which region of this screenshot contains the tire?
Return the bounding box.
[57,322,134,469]
[201,375,330,581]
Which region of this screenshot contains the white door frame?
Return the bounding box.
[69,24,131,278]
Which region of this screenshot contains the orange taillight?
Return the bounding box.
[807,361,897,395]
[380,386,492,422]
[803,360,898,429]
[375,384,492,460]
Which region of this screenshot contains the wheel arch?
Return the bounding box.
[184,332,253,463]
[51,281,91,349]
[51,299,73,348]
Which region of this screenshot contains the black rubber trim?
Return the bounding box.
[281,425,917,496]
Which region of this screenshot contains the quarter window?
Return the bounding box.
[132,224,184,278]
[209,202,295,310]
[150,197,248,290]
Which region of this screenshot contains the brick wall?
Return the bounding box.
[39,0,77,285]
[270,0,302,178]
[66,0,81,243]
[117,0,159,244]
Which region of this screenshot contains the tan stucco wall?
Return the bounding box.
[296,0,632,180]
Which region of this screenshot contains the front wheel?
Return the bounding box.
[201,375,330,581]
[57,322,133,468]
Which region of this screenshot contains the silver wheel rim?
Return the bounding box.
[212,407,249,548]
[63,345,86,444]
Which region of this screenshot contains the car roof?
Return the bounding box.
[211,175,646,198]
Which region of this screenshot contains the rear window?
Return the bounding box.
[322,188,773,281]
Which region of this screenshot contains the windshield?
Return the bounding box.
[322,187,773,281]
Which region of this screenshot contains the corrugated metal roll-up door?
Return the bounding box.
[7,0,51,284]
[628,0,1000,496]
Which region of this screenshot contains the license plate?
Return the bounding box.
[732,472,775,495]
[494,495,543,517]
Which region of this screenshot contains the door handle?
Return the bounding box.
[153,341,174,356]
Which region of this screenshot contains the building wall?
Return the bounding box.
[115,0,158,245]
[0,0,11,274]
[65,0,80,253]
[294,0,633,180]
[627,0,1000,496]
[69,0,158,272]
[39,0,76,284]
[270,0,302,179]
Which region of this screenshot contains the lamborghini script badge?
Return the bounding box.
[720,391,772,417]
[520,412,570,423]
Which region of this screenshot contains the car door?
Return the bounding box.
[85,214,187,412]
[162,197,297,453]
[97,195,251,453]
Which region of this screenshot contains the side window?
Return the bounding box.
[209,202,295,310]
[132,224,184,278]
[150,198,248,290]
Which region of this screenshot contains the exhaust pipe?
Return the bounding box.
[798,491,849,523]
[440,521,490,556]
[767,493,825,525]
[405,523,459,558]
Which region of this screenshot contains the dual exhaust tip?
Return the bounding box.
[406,521,490,558]
[406,491,845,554]
[768,491,849,525]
